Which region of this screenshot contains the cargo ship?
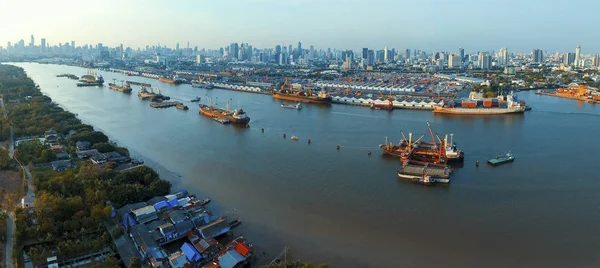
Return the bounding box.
[272,79,331,104]
[108,80,133,93]
[397,160,452,185]
[433,91,525,114]
[76,70,104,87]
[138,86,170,102]
[159,75,184,85]
[370,94,394,110]
[379,133,423,158]
[403,122,465,164]
[488,152,515,166]
[199,98,250,125]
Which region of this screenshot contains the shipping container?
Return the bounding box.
[499,104,508,108]
[483,100,492,107]
[491,98,499,103]
[476,100,484,106]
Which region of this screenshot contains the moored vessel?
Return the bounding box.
[138,86,170,102]
[272,79,331,104]
[77,70,104,87]
[108,80,133,93]
[159,75,184,85]
[397,160,452,185]
[281,102,302,110]
[434,91,525,115]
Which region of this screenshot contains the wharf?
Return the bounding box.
[149,101,182,108]
[212,85,272,95]
[536,91,600,104]
[126,80,152,87]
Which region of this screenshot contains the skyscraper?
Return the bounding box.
[532,49,543,63]
[297,41,302,52]
[367,50,375,66]
[477,52,491,69]
[459,47,465,62]
[448,53,461,68]
[176,43,180,51]
[30,34,34,47]
[593,53,599,67]
[362,48,368,59]
[71,41,75,49]
[230,43,239,59]
[404,49,410,60]
[41,38,46,52]
[384,47,389,62]
[564,53,576,65]
[575,45,581,63]
[498,48,508,66]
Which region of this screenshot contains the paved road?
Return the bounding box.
[5,211,14,268]
[23,167,33,195]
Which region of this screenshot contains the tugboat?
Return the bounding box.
[281,102,302,110]
[487,152,515,166]
[190,96,201,103]
[199,98,251,125]
[176,103,189,110]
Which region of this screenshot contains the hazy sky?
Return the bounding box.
[1,0,599,53]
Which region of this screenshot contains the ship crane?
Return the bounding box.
[427,121,442,163]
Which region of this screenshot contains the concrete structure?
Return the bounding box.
[575,45,581,63]
[448,53,461,68]
[533,49,543,63]
[498,47,508,66]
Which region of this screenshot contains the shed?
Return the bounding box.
[217,250,246,268]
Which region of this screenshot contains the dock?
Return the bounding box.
[536,90,600,104]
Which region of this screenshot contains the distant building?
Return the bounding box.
[533,49,543,63]
[575,45,581,63]
[477,52,492,69]
[459,47,465,62]
[498,47,508,66]
[564,53,576,65]
[229,43,239,60]
[593,54,599,67]
[21,195,34,208]
[448,53,461,68]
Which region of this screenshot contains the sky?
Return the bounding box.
[1,0,599,53]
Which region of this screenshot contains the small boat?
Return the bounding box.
[199,197,211,206]
[190,96,201,102]
[487,152,515,166]
[281,102,302,110]
[176,103,189,110]
[291,136,299,141]
[229,219,242,229]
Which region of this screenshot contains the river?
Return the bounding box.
[11,63,600,268]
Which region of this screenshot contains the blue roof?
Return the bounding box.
[181,242,201,262]
[218,249,245,268]
[154,200,169,210]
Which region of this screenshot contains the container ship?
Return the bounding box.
[76,70,104,87]
[159,75,185,85]
[272,79,331,104]
[138,86,170,102]
[199,98,250,125]
[108,80,133,93]
[433,91,525,114]
[397,160,452,185]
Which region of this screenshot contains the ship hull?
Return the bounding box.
[109,84,132,93]
[272,93,331,104]
[433,107,525,114]
[159,77,181,84]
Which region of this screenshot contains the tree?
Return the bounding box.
[40,149,56,163]
[129,256,141,268]
[0,147,10,169]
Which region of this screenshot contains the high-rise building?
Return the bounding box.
[176,43,180,51]
[564,53,576,65]
[229,43,239,59]
[448,53,461,68]
[376,50,385,63]
[532,49,543,63]
[593,53,599,67]
[404,49,410,60]
[71,41,75,49]
[30,34,34,47]
[459,47,465,62]
[498,47,508,66]
[362,48,368,59]
[477,52,492,69]
[40,38,46,52]
[575,45,581,63]
[367,50,375,66]
[297,41,302,52]
[384,47,389,62]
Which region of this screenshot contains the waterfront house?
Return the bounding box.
[90,153,108,165]
[50,160,73,171]
[158,223,177,240]
[174,220,194,237]
[198,218,230,239]
[75,141,91,152]
[168,210,187,225]
[217,249,246,268]
[21,195,34,208]
[187,233,221,260]
[117,202,147,231]
[168,251,189,268]
[181,242,202,262]
[130,224,167,267]
[103,151,129,163]
[132,205,159,225]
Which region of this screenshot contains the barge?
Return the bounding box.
[397,160,452,185]
[488,152,515,166]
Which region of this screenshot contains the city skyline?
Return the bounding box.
[1,0,600,52]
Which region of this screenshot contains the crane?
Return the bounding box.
[427,121,442,163]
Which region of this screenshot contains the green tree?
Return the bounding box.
[129,256,141,268]
[40,149,56,163]
[0,147,10,169]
